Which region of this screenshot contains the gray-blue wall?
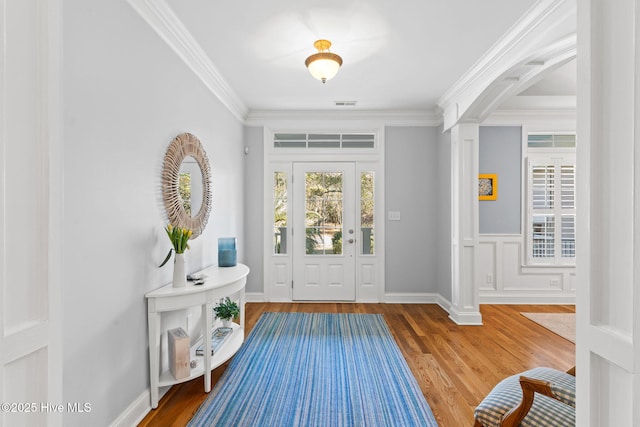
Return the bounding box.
[437,127,452,301]
[385,126,439,293]
[479,126,521,234]
[243,126,264,294]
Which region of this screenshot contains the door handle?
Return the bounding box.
[348,238,355,244]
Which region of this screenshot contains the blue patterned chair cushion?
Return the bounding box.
[474,367,575,427]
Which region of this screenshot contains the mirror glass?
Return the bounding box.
[162,133,212,239]
[178,156,204,217]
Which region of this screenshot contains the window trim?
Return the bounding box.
[525,144,576,267]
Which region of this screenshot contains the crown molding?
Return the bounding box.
[437,0,576,131]
[126,0,248,122]
[245,109,442,127]
[482,108,576,126]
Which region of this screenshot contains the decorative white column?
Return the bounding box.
[1,1,63,426]
[577,0,640,425]
[448,123,482,325]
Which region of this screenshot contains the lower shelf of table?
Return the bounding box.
[158,322,244,387]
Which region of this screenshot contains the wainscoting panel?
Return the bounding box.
[478,235,576,304]
[478,241,497,291]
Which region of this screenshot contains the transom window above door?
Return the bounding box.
[273,133,375,149]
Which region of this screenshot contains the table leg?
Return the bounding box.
[148,311,161,408]
[202,303,212,393]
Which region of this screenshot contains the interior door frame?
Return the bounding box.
[263,126,385,303]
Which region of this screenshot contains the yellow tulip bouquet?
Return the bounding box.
[159,224,193,267]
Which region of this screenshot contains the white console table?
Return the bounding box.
[146,263,249,408]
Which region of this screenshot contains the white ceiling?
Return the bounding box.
[166,0,543,113]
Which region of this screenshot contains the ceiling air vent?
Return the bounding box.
[334,101,357,106]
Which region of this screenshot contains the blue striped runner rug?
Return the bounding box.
[188,312,438,426]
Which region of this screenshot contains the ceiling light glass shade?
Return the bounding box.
[305,40,343,83]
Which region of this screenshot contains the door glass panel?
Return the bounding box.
[274,172,287,254]
[361,171,374,255]
[305,172,343,255]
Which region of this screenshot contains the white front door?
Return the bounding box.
[292,162,356,300]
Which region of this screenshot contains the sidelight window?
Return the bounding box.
[273,171,288,254]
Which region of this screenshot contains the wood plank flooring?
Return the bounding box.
[138,303,575,427]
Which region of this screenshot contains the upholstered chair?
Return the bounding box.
[473,367,575,427]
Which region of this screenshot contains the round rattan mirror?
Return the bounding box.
[162,133,212,239]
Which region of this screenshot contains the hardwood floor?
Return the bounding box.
[138,303,575,427]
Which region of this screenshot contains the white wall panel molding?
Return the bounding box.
[437,0,576,130]
[477,235,576,304]
[126,0,248,122]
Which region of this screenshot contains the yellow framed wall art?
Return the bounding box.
[478,174,498,200]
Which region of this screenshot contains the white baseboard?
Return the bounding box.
[109,389,150,427]
[109,387,169,427]
[383,292,441,304]
[246,292,265,302]
[435,295,453,314]
[448,306,483,325]
[479,292,576,305]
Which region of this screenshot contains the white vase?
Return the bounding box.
[172,253,187,288]
[222,319,233,328]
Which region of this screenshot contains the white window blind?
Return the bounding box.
[527,158,576,266]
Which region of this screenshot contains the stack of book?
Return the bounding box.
[195,327,233,356]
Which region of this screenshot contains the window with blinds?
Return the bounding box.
[526,133,576,266]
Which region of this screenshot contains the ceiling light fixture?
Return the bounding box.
[305,39,343,84]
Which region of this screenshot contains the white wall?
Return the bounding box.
[63,1,244,425]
